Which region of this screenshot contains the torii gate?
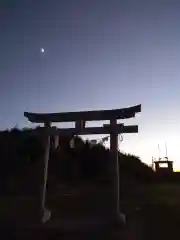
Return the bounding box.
[24,104,141,224]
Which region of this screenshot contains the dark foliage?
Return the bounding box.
[0,128,154,195]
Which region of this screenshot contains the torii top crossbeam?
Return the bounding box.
[24,104,141,123]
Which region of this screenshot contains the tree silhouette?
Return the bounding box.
[0,127,153,195]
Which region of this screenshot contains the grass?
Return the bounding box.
[128,183,180,240]
[137,183,180,211]
[0,185,124,239]
[1,182,180,239]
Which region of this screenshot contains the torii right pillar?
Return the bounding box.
[110,119,125,225]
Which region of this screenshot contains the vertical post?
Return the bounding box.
[165,142,168,159]
[41,122,51,209]
[110,119,120,215]
[40,122,51,223]
[110,119,126,225]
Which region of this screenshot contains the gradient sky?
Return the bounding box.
[0,0,180,169]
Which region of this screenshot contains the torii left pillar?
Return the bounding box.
[38,121,52,223]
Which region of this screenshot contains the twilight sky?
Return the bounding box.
[0,0,180,169]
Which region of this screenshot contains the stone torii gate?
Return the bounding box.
[24,104,141,224]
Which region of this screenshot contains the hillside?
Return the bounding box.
[0,127,153,196]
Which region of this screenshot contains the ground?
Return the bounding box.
[1,183,180,239]
[122,183,180,239]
